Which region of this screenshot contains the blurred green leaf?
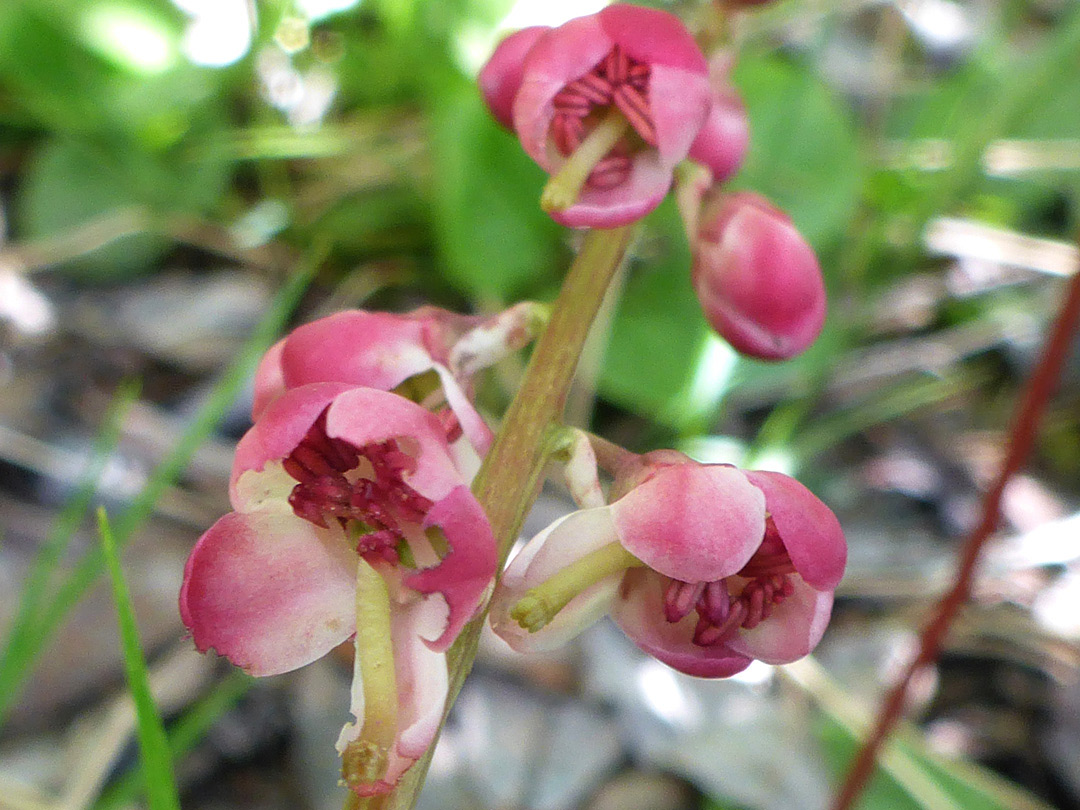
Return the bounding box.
[600,199,711,425]
[730,53,862,250]
[15,135,229,278]
[428,79,563,301]
[98,508,181,810]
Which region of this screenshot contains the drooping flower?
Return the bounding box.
[252,303,544,456]
[692,191,826,361]
[180,383,496,795]
[489,449,845,677]
[480,5,747,228]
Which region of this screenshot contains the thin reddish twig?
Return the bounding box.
[832,264,1080,810]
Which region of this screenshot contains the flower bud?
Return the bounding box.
[693,191,826,360]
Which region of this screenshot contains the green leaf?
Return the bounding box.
[0,381,139,728]
[428,79,563,301]
[729,53,863,250]
[97,508,181,810]
[15,135,230,279]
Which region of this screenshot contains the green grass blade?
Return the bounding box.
[93,671,253,810]
[0,380,140,727]
[3,244,320,727]
[98,508,181,810]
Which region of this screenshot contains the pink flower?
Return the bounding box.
[693,191,826,360]
[490,450,845,677]
[480,5,745,228]
[180,383,496,794]
[252,304,542,456]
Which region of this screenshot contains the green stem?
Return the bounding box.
[381,225,636,810]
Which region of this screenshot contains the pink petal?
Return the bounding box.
[551,152,672,229]
[230,382,359,507]
[479,26,551,129]
[610,568,752,678]
[324,387,464,502]
[339,595,450,797]
[744,470,846,590]
[280,311,434,393]
[598,5,708,74]
[647,63,713,165]
[433,365,494,457]
[688,87,750,181]
[693,192,826,360]
[405,486,497,652]
[610,464,765,583]
[251,338,287,421]
[723,576,834,664]
[489,507,622,653]
[179,511,357,677]
[512,14,613,166]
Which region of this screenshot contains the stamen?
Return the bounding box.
[663,579,706,623]
[613,85,656,146]
[510,542,643,632]
[698,579,730,624]
[341,558,398,791]
[541,107,631,213]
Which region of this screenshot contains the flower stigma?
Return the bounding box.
[510,541,644,632]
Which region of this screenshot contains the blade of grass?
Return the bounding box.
[97,508,181,810]
[93,671,253,810]
[1,242,322,728]
[784,657,1056,810]
[0,380,140,727]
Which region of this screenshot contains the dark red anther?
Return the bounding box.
[664,578,706,623]
[282,409,435,555]
[549,46,655,189]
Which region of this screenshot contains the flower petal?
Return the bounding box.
[405,485,497,652]
[598,5,708,73]
[280,310,434,392]
[551,152,673,229]
[512,14,613,166]
[744,470,846,590]
[179,511,357,676]
[610,568,752,678]
[433,364,494,457]
[489,507,622,653]
[479,26,551,129]
[230,382,359,508]
[337,595,449,797]
[611,464,765,583]
[647,64,712,165]
[324,387,463,502]
[723,576,833,664]
[251,338,287,421]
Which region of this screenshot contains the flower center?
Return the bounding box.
[550,45,655,190]
[662,520,799,647]
[283,410,433,560]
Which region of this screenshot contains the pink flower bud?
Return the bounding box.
[693,191,826,360]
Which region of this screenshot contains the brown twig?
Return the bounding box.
[832,264,1080,810]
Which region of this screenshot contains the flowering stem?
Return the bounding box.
[832,263,1080,810]
[540,108,630,213]
[381,225,636,810]
[511,542,643,631]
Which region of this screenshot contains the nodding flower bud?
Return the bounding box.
[692,191,826,361]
